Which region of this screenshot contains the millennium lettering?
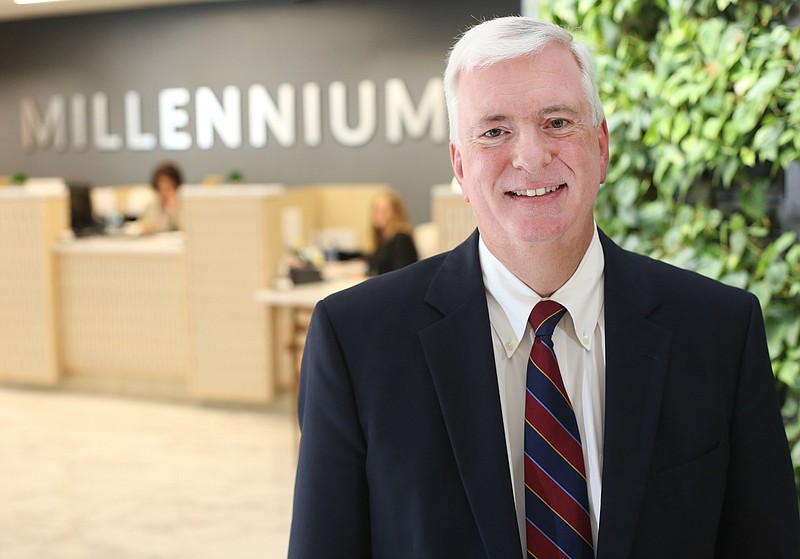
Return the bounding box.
[20,78,447,152]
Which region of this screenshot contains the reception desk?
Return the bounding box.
[55,234,190,398]
[0,181,466,405]
[53,184,288,404]
[0,183,287,405]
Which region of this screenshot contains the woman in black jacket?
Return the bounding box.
[367,189,418,275]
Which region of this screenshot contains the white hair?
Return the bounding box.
[444,16,605,145]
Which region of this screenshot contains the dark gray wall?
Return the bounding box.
[0,0,518,223]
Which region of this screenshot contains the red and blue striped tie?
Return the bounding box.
[525,300,593,559]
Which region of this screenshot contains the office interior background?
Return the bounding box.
[1,0,798,557]
[0,0,519,225]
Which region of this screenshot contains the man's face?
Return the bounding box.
[450,45,609,254]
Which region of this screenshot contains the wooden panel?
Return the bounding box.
[57,251,190,387]
[183,187,284,403]
[281,187,319,249]
[0,194,66,384]
[432,185,475,252]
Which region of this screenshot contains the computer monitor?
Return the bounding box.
[67,182,103,237]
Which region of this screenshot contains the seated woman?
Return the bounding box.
[139,162,183,233]
[367,190,418,276]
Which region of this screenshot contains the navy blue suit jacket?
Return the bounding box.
[288,230,800,558]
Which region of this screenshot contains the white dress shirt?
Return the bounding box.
[479,229,606,555]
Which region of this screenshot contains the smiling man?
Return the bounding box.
[288,17,800,559]
[450,45,608,296]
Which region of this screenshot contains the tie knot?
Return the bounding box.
[529,300,566,338]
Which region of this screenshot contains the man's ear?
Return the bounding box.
[450,143,469,202]
[598,119,610,185]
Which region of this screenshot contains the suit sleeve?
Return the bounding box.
[287,301,371,558]
[715,295,800,557]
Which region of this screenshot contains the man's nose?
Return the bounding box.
[511,129,553,172]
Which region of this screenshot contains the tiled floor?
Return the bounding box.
[0,385,297,559]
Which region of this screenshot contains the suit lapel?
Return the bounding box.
[418,231,673,558]
[596,232,672,559]
[419,231,522,559]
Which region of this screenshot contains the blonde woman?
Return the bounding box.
[367,190,418,275]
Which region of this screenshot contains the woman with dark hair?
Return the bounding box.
[366,189,418,275]
[140,161,183,233]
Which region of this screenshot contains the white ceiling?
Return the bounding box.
[0,0,240,21]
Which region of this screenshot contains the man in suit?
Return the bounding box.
[288,16,800,558]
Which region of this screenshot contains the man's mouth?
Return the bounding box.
[507,183,566,197]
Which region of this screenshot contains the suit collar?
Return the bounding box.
[596,231,672,559]
[598,230,662,315]
[424,229,486,315]
[426,229,661,317]
[421,230,523,558]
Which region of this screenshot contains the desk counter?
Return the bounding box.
[256,269,365,398]
[55,234,191,399]
[55,233,185,255]
[255,277,362,308]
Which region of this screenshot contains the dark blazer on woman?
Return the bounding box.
[289,229,800,558]
[367,231,418,275]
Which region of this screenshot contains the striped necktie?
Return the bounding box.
[525,300,593,559]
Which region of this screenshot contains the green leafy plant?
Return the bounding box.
[539,0,800,486]
[226,170,244,184]
[11,172,28,185]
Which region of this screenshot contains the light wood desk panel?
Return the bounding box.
[55,235,190,398]
[182,185,285,404]
[0,189,67,385]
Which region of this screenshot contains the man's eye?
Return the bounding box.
[551,119,567,129]
[484,128,503,138]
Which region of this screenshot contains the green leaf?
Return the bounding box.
[734,72,758,97]
[750,281,773,308]
[696,257,724,279]
[738,179,769,220]
[716,0,733,11]
[744,67,786,103]
[718,157,740,187]
[697,18,724,59]
[773,231,798,258]
[720,270,749,289]
[753,122,785,162]
[787,318,800,349]
[778,360,800,387]
[702,117,724,141]
[740,146,757,167]
[768,320,789,360]
[718,25,746,68]
[639,201,669,225]
[756,232,797,278]
[730,103,761,137]
[578,0,597,17]
[671,112,691,143]
[727,227,748,268]
[615,176,642,207]
[787,244,800,269]
[764,261,790,292]
[770,25,792,50]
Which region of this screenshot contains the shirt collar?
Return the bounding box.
[480,227,605,356]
